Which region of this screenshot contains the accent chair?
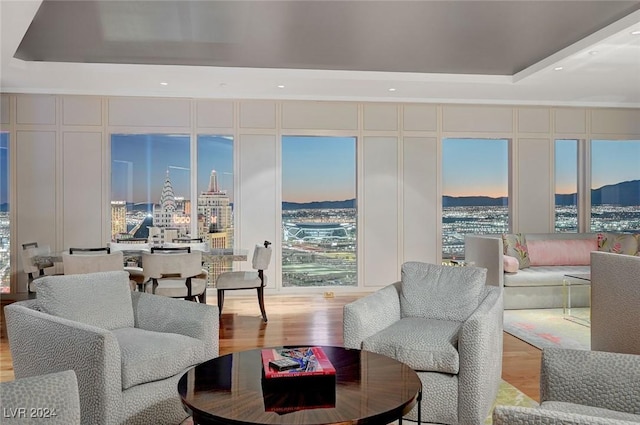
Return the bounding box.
[216,241,272,322]
[493,348,640,424]
[0,370,81,425]
[343,261,503,424]
[5,271,219,425]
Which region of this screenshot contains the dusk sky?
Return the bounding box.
[1,133,635,206]
[282,136,356,203]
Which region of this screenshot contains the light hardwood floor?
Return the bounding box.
[0,293,542,402]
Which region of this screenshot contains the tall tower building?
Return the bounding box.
[152,170,190,240]
[111,201,127,239]
[197,170,233,248]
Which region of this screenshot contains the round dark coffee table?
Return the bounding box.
[178,346,422,425]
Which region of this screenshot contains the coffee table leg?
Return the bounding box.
[417,389,422,425]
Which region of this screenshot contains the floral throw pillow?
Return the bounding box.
[502,233,530,269]
[597,232,639,256]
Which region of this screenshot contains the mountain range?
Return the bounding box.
[0,180,638,212]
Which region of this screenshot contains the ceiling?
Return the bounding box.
[2,0,640,107]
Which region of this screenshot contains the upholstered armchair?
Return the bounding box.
[5,271,219,425]
[343,261,503,425]
[493,348,640,424]
[0,370,81,425]
[591,251,640,355]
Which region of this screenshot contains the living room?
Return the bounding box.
[1,1,639,424]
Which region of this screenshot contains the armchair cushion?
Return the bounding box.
[362,317,461,374]
[112,327,206,390]
[400,261,487,322]
[35,271,134,330]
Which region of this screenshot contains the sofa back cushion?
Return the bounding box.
[597,232,639,256]
[502,233,531,268]
[35,271,134,330]
[528,239,597,266]
[400,261,487,322]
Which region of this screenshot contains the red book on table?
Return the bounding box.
[261,346,336,379]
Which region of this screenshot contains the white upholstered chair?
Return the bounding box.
[344,261,503,424]
[591,251,640,355]
[216,241,272,322]
[62,251,125,275]
[108,239,150,287]
[141,250,207,303]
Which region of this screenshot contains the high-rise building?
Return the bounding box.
[197,170,233,248]
[111,201,127,239]
[153,170,190,238]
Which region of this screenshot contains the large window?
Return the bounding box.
[111,134,191,244]
[555,140,578,232]
[197,135,234,283]
[590,140,640,232]
[442,138,509,261]
[0,133,9,293]
[281,136,357,287]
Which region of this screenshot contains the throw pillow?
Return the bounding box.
[502,233,531,269]
[35,270,134,330]
[503,255,519,273]
[597,232,639,256]
[399,261,487,322]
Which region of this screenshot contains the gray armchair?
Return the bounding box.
[343,261,503,425]
[591,251,640,355]
[493,348,640,424]
[0,370,81,425]
[5,271,219,425]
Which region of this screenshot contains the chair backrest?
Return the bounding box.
[115,238,148,244]
[151,246,191,254]
[62,251,124,275]
[69,247,111,254]
[109,241,151,252]
[164,239,208,252]
[142,251,203,280]
[252,244,272,271]
[21,243,53,275]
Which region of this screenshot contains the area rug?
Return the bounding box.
[503,308,590,351]
[180,379,536,425]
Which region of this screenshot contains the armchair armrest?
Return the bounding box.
[493,405,639,425]
[5,302,122,425]
[458,286,504,423]
[343,282,401,349]
[541,348,640,414]
[131,291,219,359]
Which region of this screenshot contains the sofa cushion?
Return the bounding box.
[528,239,596,266]
[112,327,206,390]
[597,232,639,256]
[503,255,520,273]
[541,401,640,423]
[503,233,531,268]
[362,317,461,374]
[35,271,134,330]
[400,261,487,322]
[503,266,590,287]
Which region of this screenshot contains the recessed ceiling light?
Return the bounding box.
[160,82,168,86]
[388,88,396,92]
[277,85,285,89]
[631,30,640,35]
[588,50,598,56]
[553,66,564,71]
[219,83,227,88]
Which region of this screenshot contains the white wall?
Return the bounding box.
[2,93,639,292]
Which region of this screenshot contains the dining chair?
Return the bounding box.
[216,241,272,322]
[142,250,207,303]
[109,239,151,288]
[164,238,208,252]
[20,242,56,294]
[69,246,111,254]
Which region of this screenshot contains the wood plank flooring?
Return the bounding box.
[0,293,541,402]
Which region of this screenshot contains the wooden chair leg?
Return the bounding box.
[257,286,268,322]
[198,288,206,304]
[217,289,224,316]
